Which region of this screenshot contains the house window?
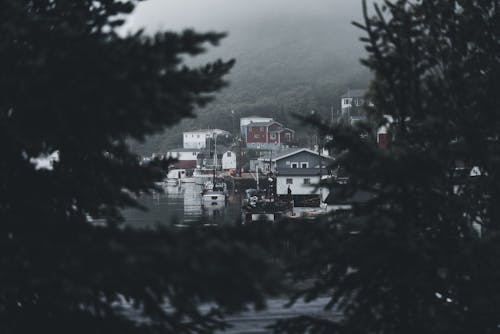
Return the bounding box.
[286,178,293,184]
[270,133,276,139]
[291,163,298,168]
[255,134,260,139]
[303,178,310,185]
[197,135,200,138]
[227,152,232,157]
[260,127,264,131]
[285,133,291,141]
[192,152,197,156]
[285,161,290,166]
[301,162,308,168]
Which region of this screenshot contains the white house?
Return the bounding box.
[340,88,374,125]
[276,170,329,197]
[183,129,229,149]
[273,148,334,206]
[221,151,236,170]
[276,168,319,195]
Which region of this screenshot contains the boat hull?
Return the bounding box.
[202,192,226,203]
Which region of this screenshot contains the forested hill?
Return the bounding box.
[129,13,370,154]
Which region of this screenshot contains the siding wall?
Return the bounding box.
[276,151,329,170]
[276,175,320,195]
[221,152,236,170]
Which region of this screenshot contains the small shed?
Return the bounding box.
[221,151,236,170]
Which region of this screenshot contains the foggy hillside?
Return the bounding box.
[126,0,371,153]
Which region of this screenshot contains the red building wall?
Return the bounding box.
[246,125,267,143]
[267,123,281,143]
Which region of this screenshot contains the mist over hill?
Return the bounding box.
[126,0,371,153]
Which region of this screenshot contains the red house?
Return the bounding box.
[246,121,295,149]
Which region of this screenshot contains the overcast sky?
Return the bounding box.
[126,0,365,34]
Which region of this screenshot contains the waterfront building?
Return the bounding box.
[239,116,274,140]
[165,148,201,169]
[271,148,333,206]
[340,88,373,126]
[183,129,229,149]
[245,121,295,150]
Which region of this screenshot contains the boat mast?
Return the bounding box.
[213,132,217,184]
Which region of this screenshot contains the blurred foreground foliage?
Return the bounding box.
[272,1,500,333]
[0,0,282,333]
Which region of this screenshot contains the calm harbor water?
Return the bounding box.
[122,183,243,228]
[120,183,338,332]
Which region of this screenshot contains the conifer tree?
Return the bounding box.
[0,1,280,333]
[273,1,500,333]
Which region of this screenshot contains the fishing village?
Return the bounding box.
[134,89,384,226]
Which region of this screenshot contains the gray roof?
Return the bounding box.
[247,121,282,127]
[341,89,367,98]
[276,168,321,176]
[167,148,202,153]
[261,148,334,162]
[259,147,303,161]
[269,127,295,134]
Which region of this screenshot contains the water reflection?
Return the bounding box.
[122,183,242,228]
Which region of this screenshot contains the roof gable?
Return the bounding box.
[274,148,333,161]
[247,121,283,128]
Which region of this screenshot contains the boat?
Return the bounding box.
[240,183,291,224]
[165,169,188,185]
[241,197,290,223]
[202,180,227,204]
[180,176,195,183]
[193,168,217,185]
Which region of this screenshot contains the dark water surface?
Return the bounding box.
[119,183,338,332]
[122,183,242,228]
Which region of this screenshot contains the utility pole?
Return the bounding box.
[237,138,242,177]
[318,132,323,203]
[230,109,235,135]
[256,164,259,190]
[213,133,217,170]
[268,149,272,200]
[331,104,334,124]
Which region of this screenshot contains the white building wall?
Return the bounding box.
[341,97,352,109]
[166,150,199,161]
[221,151,237,170]
[183,129,229,149]
[276,176,321,195]
[183,132,208,149]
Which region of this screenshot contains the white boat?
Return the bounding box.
[165,169,188,185]
[180,177,195,183]
[193,168,217,185]
[202,180,227,204]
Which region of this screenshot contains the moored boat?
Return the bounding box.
[165,168,188,185]
[193,168,217,185]
[201,180,227,204]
